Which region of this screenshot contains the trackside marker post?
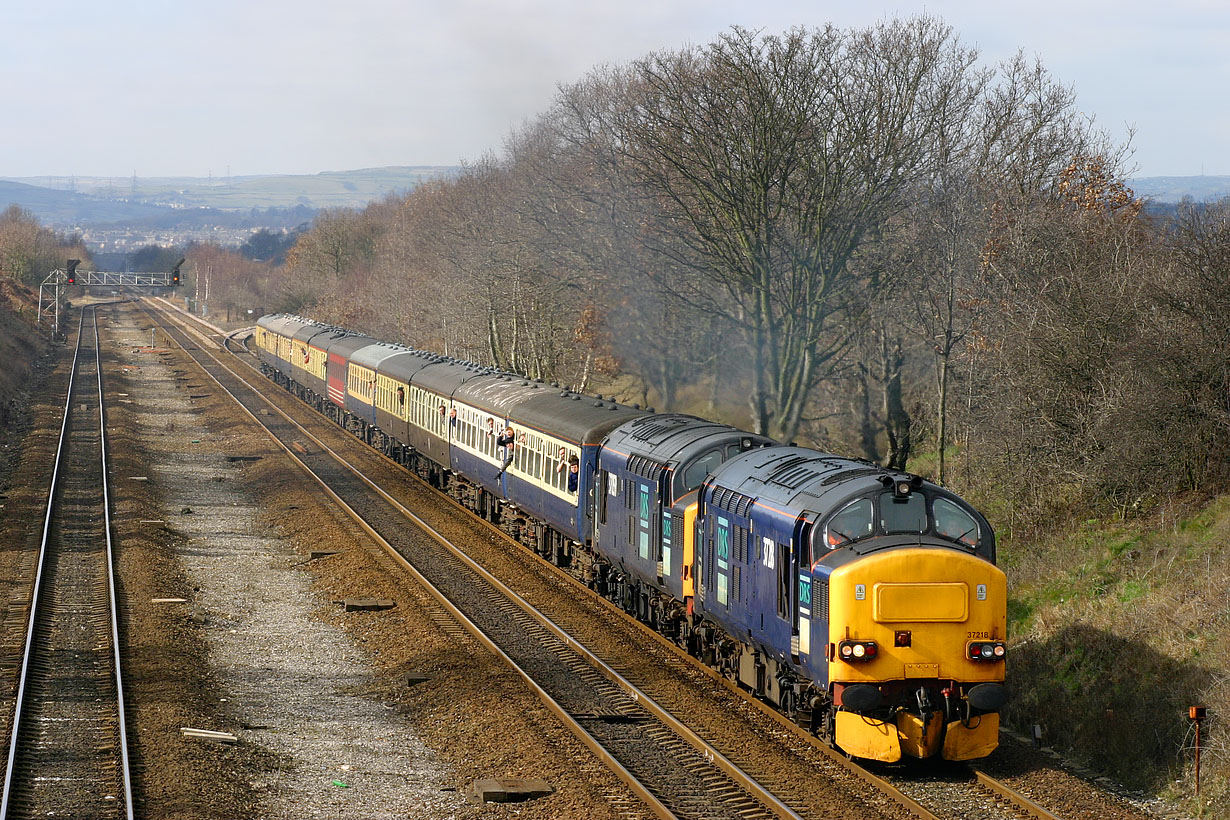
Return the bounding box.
[1190,706,1207,796]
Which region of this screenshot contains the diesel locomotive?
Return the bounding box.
[253,313,1006,762]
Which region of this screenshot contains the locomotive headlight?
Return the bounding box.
[967,641,1006,662]
[896,481,911,497]
[837,640,877,663]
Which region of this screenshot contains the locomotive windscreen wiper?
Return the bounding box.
[952,525,978,546]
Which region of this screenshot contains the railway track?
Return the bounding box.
[971,769,1061,819]
[0,306,133,820]
[140,298,1145,820]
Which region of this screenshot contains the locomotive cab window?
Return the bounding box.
[880,492,927,534]
[821,498,873,550]
[681,449,723,493]
[933,497,980,546]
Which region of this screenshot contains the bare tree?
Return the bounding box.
[0,206,75,284]
[878,53,1117,484]
[968,156,1161,515]
[286,208,380,280]
[556,19,989,441]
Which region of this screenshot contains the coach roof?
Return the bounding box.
[322,332,373,360]
[514,389,647,444]
[350,340,413,370]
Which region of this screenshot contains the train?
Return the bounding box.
[252,313,1007,763]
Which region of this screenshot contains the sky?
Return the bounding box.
[1,0,1226,180]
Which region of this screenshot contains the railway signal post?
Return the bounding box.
[38,260,184,334]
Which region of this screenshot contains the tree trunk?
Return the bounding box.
[577,350,593,394]
[882,337,911,470]
[936,351,949,485]
[854,366,882,463]
[487,304,504,366]
[748,320,770,435]
[707,356,721,416]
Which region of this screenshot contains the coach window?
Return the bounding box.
[822,498,873,550]
[880,492,928,534]
[933,497,980,546]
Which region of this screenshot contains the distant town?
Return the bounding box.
[81,225,268,255]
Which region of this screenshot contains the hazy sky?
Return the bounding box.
[2,0,1225,179]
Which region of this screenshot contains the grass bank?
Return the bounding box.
[1001,495,1230,816]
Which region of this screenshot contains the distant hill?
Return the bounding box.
[2,167,1221,231]
[0,180,175,225]
[0,166,458,229]
[1129,176,1230,203]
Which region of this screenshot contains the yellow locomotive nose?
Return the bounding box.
[825,547,1006,761]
